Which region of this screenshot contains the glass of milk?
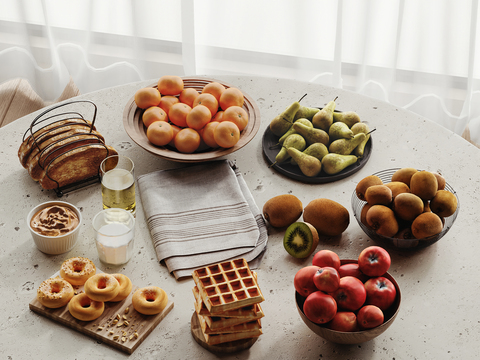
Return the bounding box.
[92,208,135,265]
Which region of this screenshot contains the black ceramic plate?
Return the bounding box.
[262,123,372,184]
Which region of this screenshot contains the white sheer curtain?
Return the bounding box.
[1,0,479,146]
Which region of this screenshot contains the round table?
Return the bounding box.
[1,76,479,359]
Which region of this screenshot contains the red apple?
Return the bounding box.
[364,276,397,310]
[338,263,369,283]
[331,276,366,311]
[312,250,341,270]
[328,311,359,332]
[303,291,337,324]
[313,267,340,293]
[294,266,322,297]
[357,305,384,329]
[357,246,391,277]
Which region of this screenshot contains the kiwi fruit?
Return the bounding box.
[366,205,399,237]
[411,212,443,239]
[356,175,383,201]
[283,222,319,258]
[393,192,424,222]
[430,190,457,217]
[263,194,303,228]
[365,184,393,206]
[391,167,418,187]
[303,198,350,237]
[410,171,438,201]
[432,172,446,190]
[385,181,410,199]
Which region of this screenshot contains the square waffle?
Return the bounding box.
[193,286,265,330]
[192,285,258,318]
[192,258,264,315]
[198,315,262,335]
[196,312,263,346]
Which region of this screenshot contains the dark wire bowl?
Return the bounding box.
[351,168,459,250]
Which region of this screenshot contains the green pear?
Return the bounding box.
[277,118,313,145]
[269,103,297,137]
[329,133,366,155]
[328,121,354,142]
[312,97,337,131]
[333,111,361,128]
[271,134,306,166]
[287,148,322,177]
[351,122,370,157]
[293,122,329,146]
[294,105,320,121]
[290,142,329,165]
[269,94,308,137]
[321,153,358,175]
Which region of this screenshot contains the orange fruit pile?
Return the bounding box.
[134,75,247,153]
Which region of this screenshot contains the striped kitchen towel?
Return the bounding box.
[137,160,267,280]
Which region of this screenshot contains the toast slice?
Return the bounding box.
[38,144,118,190]
[27,132,105,181]
[18,119,95,166]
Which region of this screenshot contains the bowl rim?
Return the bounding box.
[295,259,401,338]
[27,200,82,239]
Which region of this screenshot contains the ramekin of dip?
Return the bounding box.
[27,201,82,254]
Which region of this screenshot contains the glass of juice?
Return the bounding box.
[92,208,135,265]
[100,155,135,215]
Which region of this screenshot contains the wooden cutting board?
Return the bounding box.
[29,272,174,354]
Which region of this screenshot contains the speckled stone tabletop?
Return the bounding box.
[1,76,479,359]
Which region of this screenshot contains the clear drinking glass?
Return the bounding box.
[100,155,136,215]
[92,208,135,265]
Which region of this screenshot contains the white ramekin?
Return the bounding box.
[27,201,82,255]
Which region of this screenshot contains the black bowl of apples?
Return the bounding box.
[294,247,401,344]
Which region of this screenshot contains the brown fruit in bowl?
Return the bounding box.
[410,171,438,201]
[355,175,383,201]
[393,193,424,222]
[430,190,457,218]
[432,172,446,190]
[391,167,418,187]
[303,198,350,237]
[411,212,443,239]
[360,203,373,229]
[393,226,414,239]
[365,185,393,206]
[263,194,303,228]
[366,205,399,237]
[384,181,410,199]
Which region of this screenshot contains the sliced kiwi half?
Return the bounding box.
[283,222,319,258]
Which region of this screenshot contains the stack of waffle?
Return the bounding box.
[192,258,265,346]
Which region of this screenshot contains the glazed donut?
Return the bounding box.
[110,274,133,302]
[68,293,104,321]
[132,286,168,315]
[84,273,120,302]
[37,278,74,308]
[60,257,96,286]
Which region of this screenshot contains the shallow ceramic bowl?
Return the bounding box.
[351,168,459,250]
[27,201,82,255]
[123,77,261,163]
[295,259,401,344]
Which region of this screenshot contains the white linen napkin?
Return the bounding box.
[138,160,267,280]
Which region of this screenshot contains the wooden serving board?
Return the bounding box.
[29,273,174,354]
